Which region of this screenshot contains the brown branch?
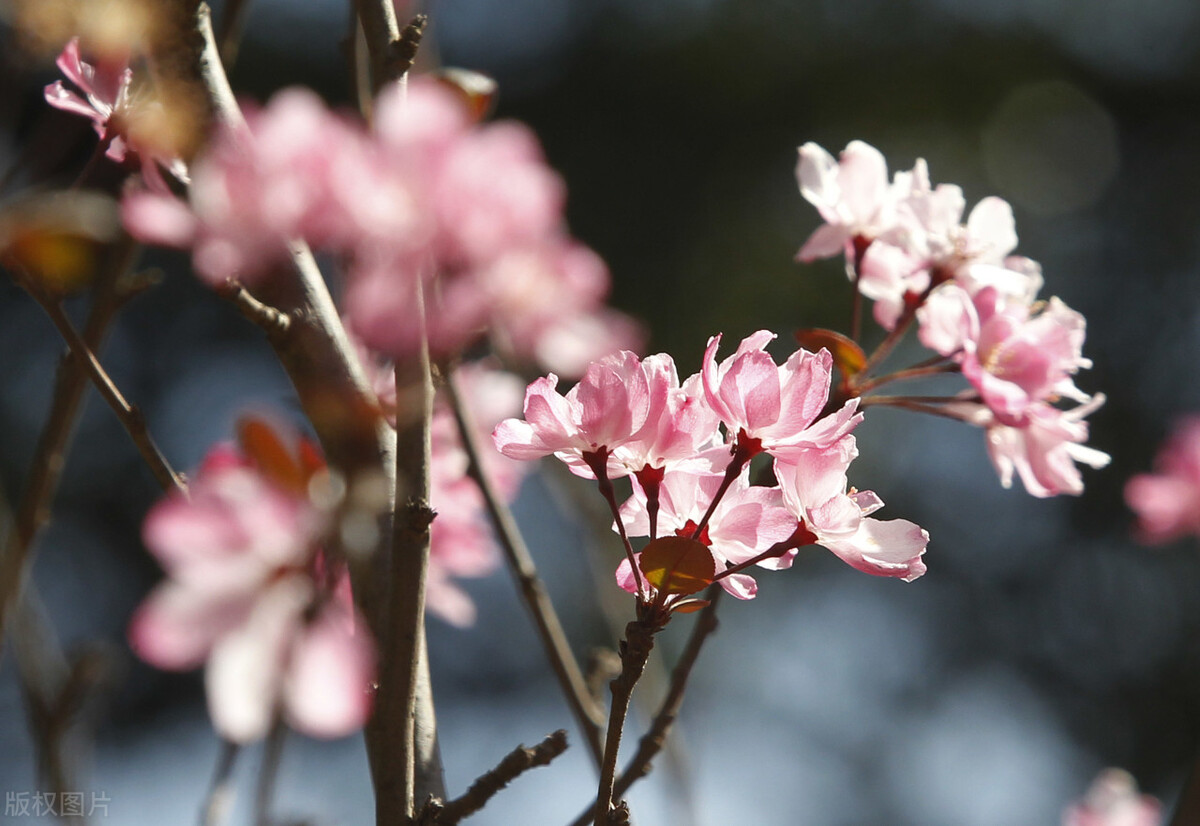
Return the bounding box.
[612,590,719,800]
[218,279,291,344]
[17,275,187,496]
[423,730,569,825]
[567,591,720,826]
[353,2,426,94]
[0,237,138,822]
[445,371,605,770]
[593,620,656,826]
[194,4,444,814]
[199,740,239,826]
[0,237,135,650]
[374,332,437,823]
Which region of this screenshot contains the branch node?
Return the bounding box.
[387,14,427,79]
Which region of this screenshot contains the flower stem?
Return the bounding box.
[586,451,646,600]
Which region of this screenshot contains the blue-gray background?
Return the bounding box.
[2,0,1200,823]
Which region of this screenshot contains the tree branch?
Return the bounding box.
[17,275,187,496]
[422,730,569,825]
[445,371,605,770]
[567,591,719,826]
[592,620,656,826]
[193,4,444,815]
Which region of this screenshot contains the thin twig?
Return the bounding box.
[445,371,605,770]
[567,591,720,826]
[198,740,239,826]
[0,236,135,652]
[254,722,285,826]
[218,279,292,343]
[428,730,569,825]
[18,276,187,496]
[857,396,977,422]
[853,360,959,394]
[593,620,656,826]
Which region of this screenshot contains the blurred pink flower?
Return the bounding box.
[128,427,374,743]
[1126,415,1200,544]
[45,38,132,160]
[123,88,376,285]
[1063,770,1161,826]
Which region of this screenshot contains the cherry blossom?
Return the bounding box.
[1062,770,1161,826]
[124,88,376,285]
[45,37,185,192]
[701,330,861,459]
[493,350,653,475]
[128,429,374,743]
[795,140,897,262]
[45,38,132,159]
[1126,415,1200,544]
[774,436,928,581]
[983,397,1110,498]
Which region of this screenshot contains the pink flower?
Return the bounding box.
[983,397,1110,498]
[1126,416,1200,544]
[128,429,374,743]
[493,350,654,474]
[45,38,185,192]
[949,287,1092,423]
[45,38,133,162]
[795,141,897,262]
[774,436,928,581]
[615,459,798,599]
[610,354,721,476]
[124,88,379,285]
[475,240,643,375]
[1063,770,1161,826]
[701,330,861,457]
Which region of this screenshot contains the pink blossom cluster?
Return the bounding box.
[121,77,639,376]
[1126,416,1200,544]
[495,331,929,600]
[797,141,1108,497]
[128,423,374,743]
[1062,770,1161,826]
[44,38,187,193]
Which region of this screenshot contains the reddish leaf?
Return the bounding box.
[237,416,309,496]
[638,536,717,597]
[794,328,867,377]
[433,68,498,122]
[669,598,711,614]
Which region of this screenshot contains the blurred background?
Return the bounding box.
[3,0,1200,823]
